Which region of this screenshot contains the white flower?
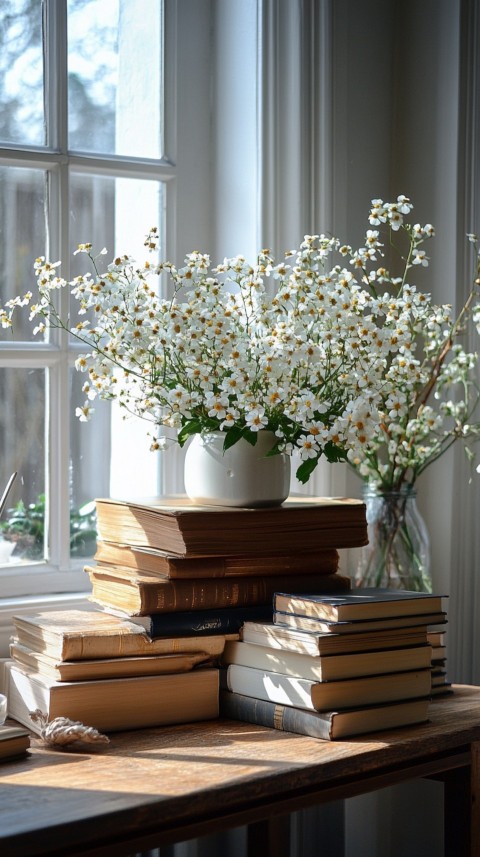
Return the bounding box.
[2,194,480,487]
[297,434,320,460]
[412,249,429,267]
[245,408,268,431]
[388,210,404,231]
[75,404,94,422]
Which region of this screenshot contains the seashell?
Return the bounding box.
[29,709,110,747]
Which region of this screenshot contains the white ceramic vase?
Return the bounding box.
[184,431,291,507]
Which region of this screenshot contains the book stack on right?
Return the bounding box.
[428,627,452,696]
[220,588,449,740]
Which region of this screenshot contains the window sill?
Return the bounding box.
[0,590,95,658]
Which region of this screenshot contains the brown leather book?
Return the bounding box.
[85,565,352,616]
[94,540,340,579]
[94,495,368,557]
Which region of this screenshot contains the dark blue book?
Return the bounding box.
[110,605,274,637]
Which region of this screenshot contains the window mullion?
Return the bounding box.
[44,0,68,154]
[44,0,72,569]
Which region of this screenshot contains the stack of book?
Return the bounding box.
[5,495,368,737]
[5,610,222,735]
[85,495,365,637]
[220,588,449,740]
[428,628,451,695]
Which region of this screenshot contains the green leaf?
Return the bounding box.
[242,429,258,447]
[323,441,348,463]
[295,457,319,484]
[177,419,204,447]
[223,425,244,450]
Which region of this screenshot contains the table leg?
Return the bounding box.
[471,741,480,857]
[443,766,470,856]
[247,815,291,857]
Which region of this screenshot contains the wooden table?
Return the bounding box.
[0,684,479,857]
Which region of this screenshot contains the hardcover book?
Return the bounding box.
[0,724,31,762]
[221,640,432,682]
[224,663,432,711]
[430,646,447,664]
[241,621,430,656]
[219,690,431,741]
[5,661,220,734]
[94,495,368,557]
[273,588,446,623]
[107,604,275,638]
[94,541,340,579]
[273,610,447,635]
[85,566,351,616]
[9,641,213,682]
[12,610,235,660]
[426,630,445,647]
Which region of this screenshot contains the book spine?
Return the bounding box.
[169,549,340,579]
[90,570,351,615]
[219,690,333,740]
[145,605,273,637]
[94,549,340,578]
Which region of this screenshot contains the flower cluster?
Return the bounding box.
[343,198,480,490]
[2,196,480,487]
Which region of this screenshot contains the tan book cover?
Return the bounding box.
[85,566,352,616]
[274,610,447,635]
[12,610,234,661]
[241,621,430,656]
[94,495,368,557]
[0,724,31,761]
[6,661,220,734]
[9,642,213,682]
[274,588,446,623]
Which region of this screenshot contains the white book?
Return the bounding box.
[222,640,432,682]
[225,664,432,712]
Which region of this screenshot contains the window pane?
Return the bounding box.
[68,174,165,543]
[0,1,44,147]
[70,173,115,263]
[0,368,46,563]
[69,172,164,324]
[0,167,46,342]
[69,173,165,260]
[67,0,163,159]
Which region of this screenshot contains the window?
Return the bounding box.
[0,0,176,597]
[0,0,324,609]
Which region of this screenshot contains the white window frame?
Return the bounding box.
[0,0,186,602]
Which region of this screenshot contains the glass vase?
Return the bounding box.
[356,484,432,592]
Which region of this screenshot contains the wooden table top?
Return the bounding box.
[1,685,479,857]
